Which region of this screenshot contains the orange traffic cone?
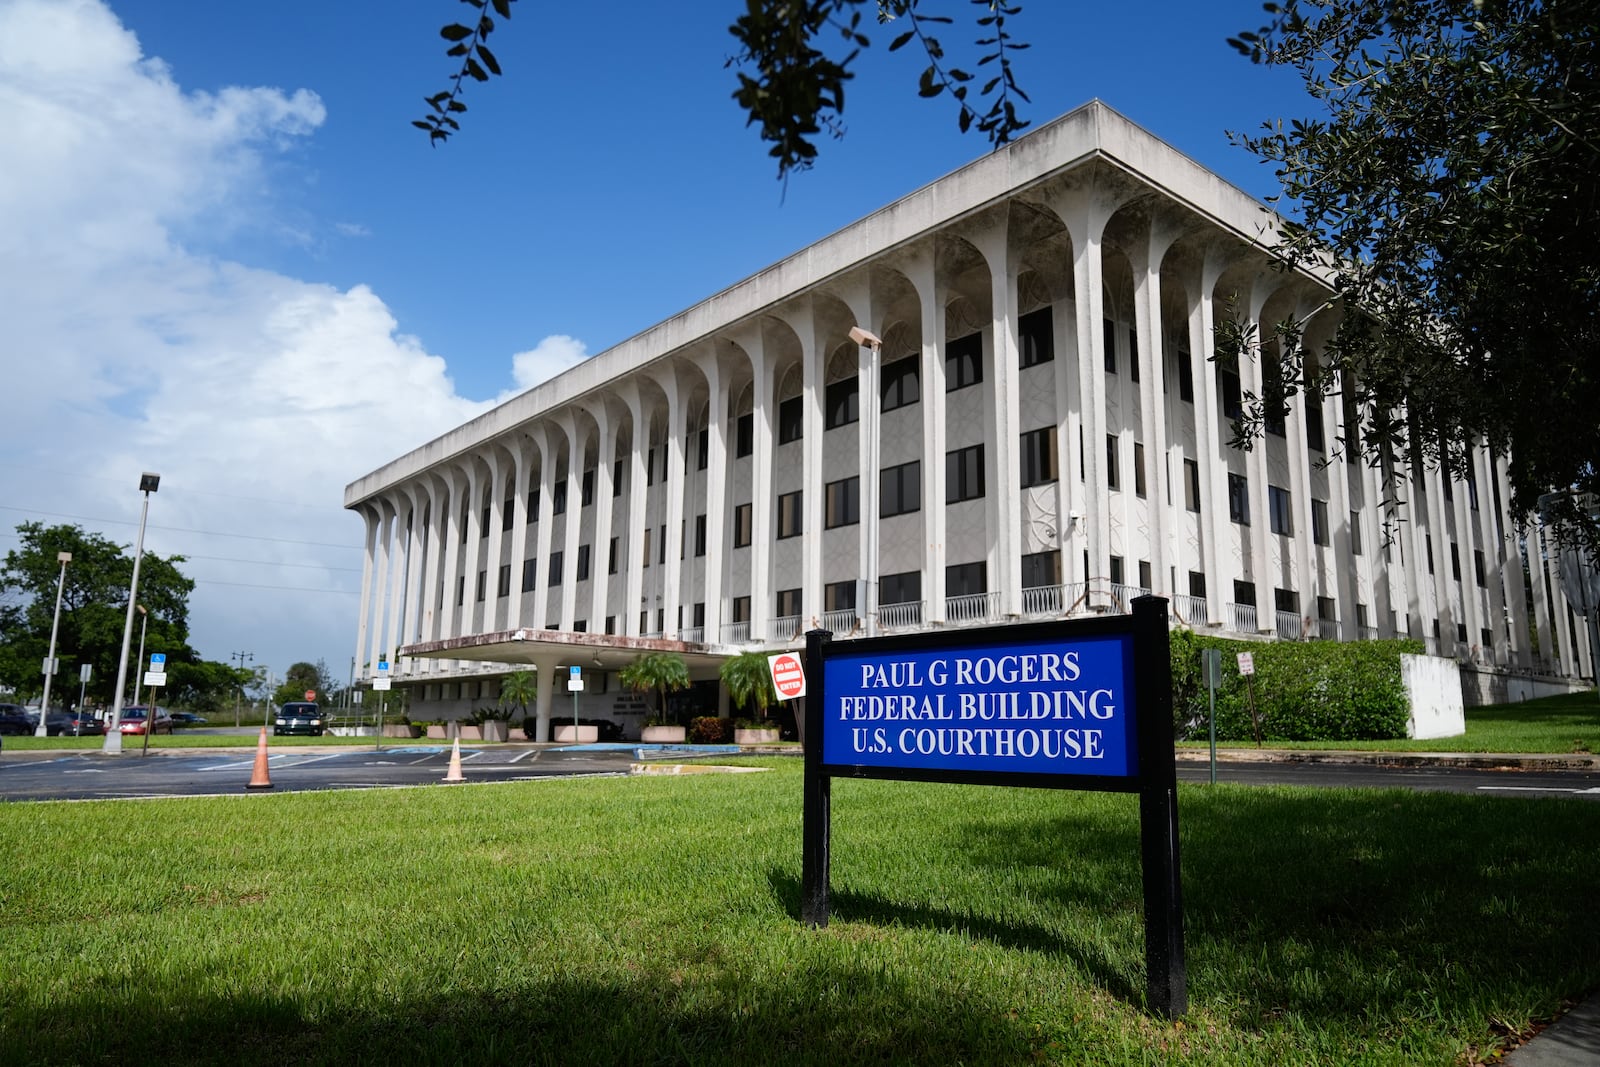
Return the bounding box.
[246,726,274,790]
[442,738,465,784]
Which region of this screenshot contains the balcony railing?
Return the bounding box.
[946,590,1000,626]
[772,615,802,642]
[879,600,924,630]
[679,626,704,643]
[1275,610,1303,640]
[1021,583,1065,617]
[1317,617,1339,640]
[720,620,751,644]
[821,608,860,636]
[1229,602,1258,633]
[1358,625,1380,642]
[1110,583,1151,614]
[1171,593,1209,627]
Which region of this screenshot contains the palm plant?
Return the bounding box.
[719,650,776,723]
[498,670,538,733]
[618,652,690,726]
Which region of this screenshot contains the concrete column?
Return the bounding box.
[1131,220,1179,599]
[506,435,532,630]
[1493,452,1532,669]
[620,383,649,637]
[904,250,947,623]
[480,446,507,632]
[554,411,586,631]
[353,506,379,684]
[399,484,427,653]
[529,424,557,631]
[1194,248,1231,624]
[974,219,1022,617]
[381,492,409,673]
[532,652,560,742]
[587,401,617,635]
[775,301,823,626]
[744,329,775,641]
[366,500,394,676]
[650,368,687,636]
[1242,279,1277,631]
[698,353,729,641]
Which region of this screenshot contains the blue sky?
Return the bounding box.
[0,0,1311,683]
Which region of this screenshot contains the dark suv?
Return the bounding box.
[0,704,33,735]
[274,702,324,736]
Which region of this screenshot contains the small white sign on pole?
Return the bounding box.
[144,672,166,688]
[567,664,584,692]
[1236,651,1255,676]
[768,652,806,701]
[372,678,391,691]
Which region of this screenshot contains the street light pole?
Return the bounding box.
[34,551,71,737]
[231,650,254,726]
[131,605,148,709]
[105,473,160,755]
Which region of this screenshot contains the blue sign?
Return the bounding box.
[569,665,581,678]
[149,653,167,667]
[820,631,1138,778]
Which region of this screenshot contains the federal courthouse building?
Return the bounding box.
[345,102,1594,740]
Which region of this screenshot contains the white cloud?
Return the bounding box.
[506,334,591,397]
[0,0,510,676]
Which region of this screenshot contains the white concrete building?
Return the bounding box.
[345,102,1592,739]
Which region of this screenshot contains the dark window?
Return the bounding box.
[1305,403,1325,452]
[521,558,537,593]
[880,570,922,605]
[778,396,804,444]
[604,615,616,635]
[573,619,587,634]
[694,514,707,557]
[1022,551,1060,589]
[1474,549,1487,587]
[1184,459,1201,512]
[1269,485,1292,536]
[548,551,564,586]
[1020,427,1057,488]
[581,469,594,507]
[1138,559,1152,590]
[946,333,983,391]
[456,575,465,606]
[825,377,859,430]
[527,487,539,522]
[825,477,860,528]
[731,596,751,624]
[1018,307,1054,368]
[947,444,985,503]
[1317,596,1336,622]
[1228,473,1250,525]
[1233,579,1256,606]
[608,537,618,575]
[735,412,754,458]
[1188,570,1206,598]
[658,524,667,565]
[482,504,490,532]
[1351,512,1363,555]
[641,528,651,567]
[1220,364,1243,420]
[1106,435,1120,491]
[1109,555,1124,587]
[1427,534,1434,575]
[825,580,856,612]
[1134,443,1147,498]
[692,602,706,629]
[733,503,752,548]
[1128,325,1140,383]
[1342,388,1361,464]
[553,479,568,515]
[881,356,921,411]
[696,428,709,471]
[576,544,591,582]
[1275,587,1299,614]
[1102,318,1117,374]
[502,498,514,532]
[646,448,657,486]
[1451,543,1462,582]
[777,491,803,539]
[497,564,510,598]
[946,561,987,597]
[1263,359,1287,436]
[613,458,624,496]
[776,587,802,618]
[475,569,486,602]
[1312,499,1330,546]
[1175,348,1194,401]
[881,461,921,518]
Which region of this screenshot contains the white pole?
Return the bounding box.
[105,478,157,754]
[131,608,148,709]
[34,552,71,737]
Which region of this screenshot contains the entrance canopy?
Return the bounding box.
[398,627,734,675]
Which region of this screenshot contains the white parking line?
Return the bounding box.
[1477,785,1600,794]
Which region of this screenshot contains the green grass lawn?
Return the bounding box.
[1,760,1596,1065]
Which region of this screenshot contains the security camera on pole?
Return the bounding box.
[105,473,160,755]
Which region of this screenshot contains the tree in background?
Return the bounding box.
[1227,0,1600,540]
[618,652,691,726]
[719,651,777,722]
[271,659,342,707]
[0,523,199,706]
[498,669,538,723]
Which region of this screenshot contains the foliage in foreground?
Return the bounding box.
[0,762,1597,1065]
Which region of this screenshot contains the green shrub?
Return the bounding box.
[688,716,733,744]
[1170,633,1423,742]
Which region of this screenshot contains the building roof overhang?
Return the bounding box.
[398,627,736,675]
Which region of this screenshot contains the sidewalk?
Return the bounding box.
[1505,995,1600,1066]
[1175,745,1600,772]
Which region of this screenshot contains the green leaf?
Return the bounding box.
[475,43,501,76]
[888,29,914,51]
[439,23,473,41]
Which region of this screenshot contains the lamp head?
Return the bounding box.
[57,551,71,563]
[139,472,161,493]
[848,326,882,350]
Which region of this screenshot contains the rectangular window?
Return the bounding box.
[1134,442,1147,498]
[497,563,510,598]
[825,477,860,528]
[527,486,540,522]
[1269,485,1293,536]
[1317,595,1336,623]
[1427,534,1434,575]
[731,596,751,624]
[1305,403,1325,452]
[776,587,802,619]
[613,458,624,496]
[880,570,922,605]
[881,356,920,411]
[946,444,985,503]
[778,396,804,444]
[1102,317,1117,374]
[1184,459,1201,512]
[1228,473,1251,525]
[581,469,595,507]
[553,479,568,515]
[1220,364,1243,420]
[1474,549,1487,587]
[1233,579,1256,607]
[945,333,983,391]
[608,537,618,575]
[658,524,667,565]
[1188,570,1207,598]
[1106,435,1120,491]
[1018,306,1054,368]
[880,460,921,518]
[1021,550,1060,589]
[1138,559,1152,590]
[1176,348,1194,401]
[825,377,859,429]
[692,602,706,629]
[1263,359,1287,437]
[1128,325,1140,383]
[694,514,707,557]
[482,504,490,532]
[1020,427,1058,488]
[1109,555,1124,587]
[502,498,514,532]
[733,502,752,548]
[1312,499,1330,546]
[573,619,587,634]
[825,580,856,612]
[521,558,537,593]
[1351,512,1364,555]
[735,412,754,458]
[777,491,803,539]
[641,527,651,568]
[576,544,591,582]
[1451,543,1462,582]
[604,615,616,635]
[1275,587,1299,614]
[548,551,564,586]
[946,561,987,598]
[475,569,486,602]
[696,428,709,471]
[646,447,657,486]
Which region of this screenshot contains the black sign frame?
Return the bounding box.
[800,595,1186,1017]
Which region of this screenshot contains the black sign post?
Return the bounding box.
[800,595,1185,1017]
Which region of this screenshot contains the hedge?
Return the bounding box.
[1168,631,1425,742]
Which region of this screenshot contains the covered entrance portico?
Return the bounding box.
[398,628,734,741]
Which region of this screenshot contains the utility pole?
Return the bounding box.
[230,651,254,727]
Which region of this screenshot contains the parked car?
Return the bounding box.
[63,710,105,736]
[26,708,77,736]
[169,712,207,727]
[0,704,34,735]
[117,706,173,735]
[274,702,324,736]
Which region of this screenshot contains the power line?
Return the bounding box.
[193,579,360,595]
[182,553,362,573]
[0,504,359,550]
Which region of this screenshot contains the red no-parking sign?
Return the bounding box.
[767,652,806,701]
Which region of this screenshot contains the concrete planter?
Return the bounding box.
[734,728,781,745]
[480,720,510,743]
[426,724,449,740]
[552,724,599,743]
[381,724,418,738]
[639,725,687,743]
[458,725,483,741]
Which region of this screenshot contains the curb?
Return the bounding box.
[1174,747,1600,772]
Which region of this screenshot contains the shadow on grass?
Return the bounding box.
[0,968,1043,1066]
